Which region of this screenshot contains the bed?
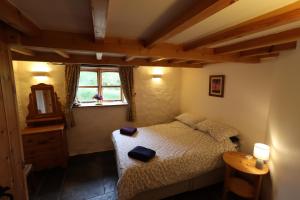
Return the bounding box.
[112,121,238,200]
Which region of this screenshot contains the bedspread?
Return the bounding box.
[112,121,236,200]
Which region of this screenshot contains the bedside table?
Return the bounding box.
[222,151,269,200]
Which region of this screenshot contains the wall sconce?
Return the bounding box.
[253,143,270,169]
[32,72,49,82]
[152,74,162,79]
[31,62,51,83]
[31,62,51,72]
[152,68,163,80]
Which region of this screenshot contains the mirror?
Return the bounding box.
[26,84,64,126]
[35,89,54,114]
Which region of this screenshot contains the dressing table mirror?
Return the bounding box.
[26,83,64,126]
[34,89,54,114]
[22,83,68,171]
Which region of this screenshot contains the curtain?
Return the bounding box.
[65,64,80,128]
[119,67,136,121]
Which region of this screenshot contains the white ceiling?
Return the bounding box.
[107,0,199,39]
[213,20,300,48]
[167,0,299,44]
[8,0,300,46]
[9,0,93,33]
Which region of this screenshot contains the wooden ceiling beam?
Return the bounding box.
[90,0,109,41]
[11,52,204,68]
[183,1,300,50]
[8,30,259,63]
[258,52,280,60]
[144,0,237,47]
[238,41,297,57]
[10,46,35,56]
[169,59,187,64]
[186,60,207,64]
[202,62,219,66]
[214,28,300,54]
[53,49,70,58]
[90,0,109,60]
[150,57,167,62]
[0,0,40,36]
[125,56,137,62]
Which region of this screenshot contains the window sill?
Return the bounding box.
[73,101,128,108]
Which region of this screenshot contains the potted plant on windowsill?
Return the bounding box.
[93,94,103,105]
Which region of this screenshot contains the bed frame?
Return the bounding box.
[125,168,224,200]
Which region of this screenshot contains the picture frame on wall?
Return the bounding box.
[209,75,225,97]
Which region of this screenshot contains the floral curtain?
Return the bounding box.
[65,64,80,128]
[119,67,136,121]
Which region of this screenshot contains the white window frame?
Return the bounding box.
[77,67,124,103]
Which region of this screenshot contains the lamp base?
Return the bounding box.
[255,159,264,169]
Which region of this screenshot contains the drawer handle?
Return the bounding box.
[38,141,48,145]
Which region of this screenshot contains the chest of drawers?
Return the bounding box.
[22,124,68,171]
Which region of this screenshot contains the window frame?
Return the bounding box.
[77,67,124,103]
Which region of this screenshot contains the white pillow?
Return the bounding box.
[195,120,239,142]
[175,113,205,128]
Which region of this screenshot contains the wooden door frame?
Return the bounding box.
[0,31,28,200]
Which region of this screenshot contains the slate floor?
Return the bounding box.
[29,151,243,200]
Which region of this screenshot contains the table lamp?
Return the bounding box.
[253,143,270,169]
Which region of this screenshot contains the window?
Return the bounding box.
[76,68,123,104]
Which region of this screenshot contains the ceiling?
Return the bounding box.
[8,0,300,47]
[4,0,300,67]
[168,0,299,45]
[9,0,93,33]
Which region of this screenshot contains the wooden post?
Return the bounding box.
[254,175,263,200]
[0,31,28,199]
[222,164,232,200]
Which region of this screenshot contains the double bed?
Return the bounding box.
[112,121,238,200]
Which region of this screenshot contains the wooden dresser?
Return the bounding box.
[22,124,68,171]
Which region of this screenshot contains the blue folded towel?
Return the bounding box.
[128,146,156,162]
[120,127,137,136]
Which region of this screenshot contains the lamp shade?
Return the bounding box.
[253,143,270,161]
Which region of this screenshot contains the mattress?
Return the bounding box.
[112,121,237,200]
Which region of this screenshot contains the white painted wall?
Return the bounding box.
[134,67,181,127]
[180,63,274,152]
[265,48,300,200]
[69,106,131,154]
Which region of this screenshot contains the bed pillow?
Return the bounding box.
[175,113,205,128]
[195,120,239,142]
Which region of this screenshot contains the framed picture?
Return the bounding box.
[209,75,225,97]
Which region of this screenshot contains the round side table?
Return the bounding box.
[222,151,269,200]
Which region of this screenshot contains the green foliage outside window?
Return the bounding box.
[78,71,97,86]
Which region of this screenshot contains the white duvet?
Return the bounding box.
[112,121,237,200]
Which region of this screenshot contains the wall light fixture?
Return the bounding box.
[31,62,51,83]
[152,68,163,79]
